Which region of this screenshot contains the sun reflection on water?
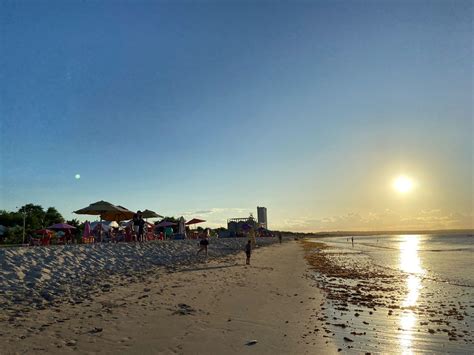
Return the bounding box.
[399,235,425,355]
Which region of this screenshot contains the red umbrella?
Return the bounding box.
[34,229,53,235]
[185,218,206,225]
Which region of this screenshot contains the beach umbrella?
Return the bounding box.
[112,205,136,221]
[102,206,135,222]
[83,221,92,238]
[34,229,53,236]
[178,217,186,237]
[47,223,77,230]
[141,209,163,219]
[155,220,177,228]
[185,218,206,225]
[108,221,120,228]
[74,201,134,221]
[90,221,112,232]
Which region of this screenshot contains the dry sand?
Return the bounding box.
[1,241,336,354]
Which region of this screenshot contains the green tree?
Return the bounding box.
[66,219,81,228]
[157,216,179,224]
[18,204,46,230]
[0,204,66,245]
[66,219,83,243]
[44,207,64,227]
[0,210,22,227]
[2,226,23,245]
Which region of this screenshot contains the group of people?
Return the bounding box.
[96,211,148,243]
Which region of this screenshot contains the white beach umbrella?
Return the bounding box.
[178,217,186,237]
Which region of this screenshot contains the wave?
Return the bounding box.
[330,241,473,253]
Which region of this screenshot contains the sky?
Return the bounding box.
[1,0,472,231]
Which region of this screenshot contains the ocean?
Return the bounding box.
[306,233,473,353]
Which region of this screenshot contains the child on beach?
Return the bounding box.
[245,240,252,265]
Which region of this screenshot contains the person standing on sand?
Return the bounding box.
[245,240,252,265]
[278,232,282,244]
[133,212,141,242]
[138,213,145,242]
[197,236,209,257]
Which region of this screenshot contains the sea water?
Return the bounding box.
[309,233,473,353]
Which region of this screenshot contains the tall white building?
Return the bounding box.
[257,206,268,229]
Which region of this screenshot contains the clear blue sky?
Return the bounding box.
[1,0,472,231]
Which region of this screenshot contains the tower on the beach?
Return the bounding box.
[257,206,267,229]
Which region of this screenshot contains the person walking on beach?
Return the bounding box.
[245,239,252,265]
[197,236,209,257]
[278,232,282,244]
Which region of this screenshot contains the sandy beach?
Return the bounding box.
[1,240,336,354]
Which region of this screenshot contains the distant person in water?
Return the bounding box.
[351,236,354,247]
[197,236,209,257]
[245,240,252,265]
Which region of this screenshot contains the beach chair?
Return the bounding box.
[146,231,155,241]
[124,229,133,242]
[30,237,41,246]
[82,235,94,244]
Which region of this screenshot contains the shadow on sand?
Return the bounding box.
[178,264,242,272]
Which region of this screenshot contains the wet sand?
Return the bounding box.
[0,241,336,354]
[302,239,473,353]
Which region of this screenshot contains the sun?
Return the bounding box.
[393,175,414,193]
